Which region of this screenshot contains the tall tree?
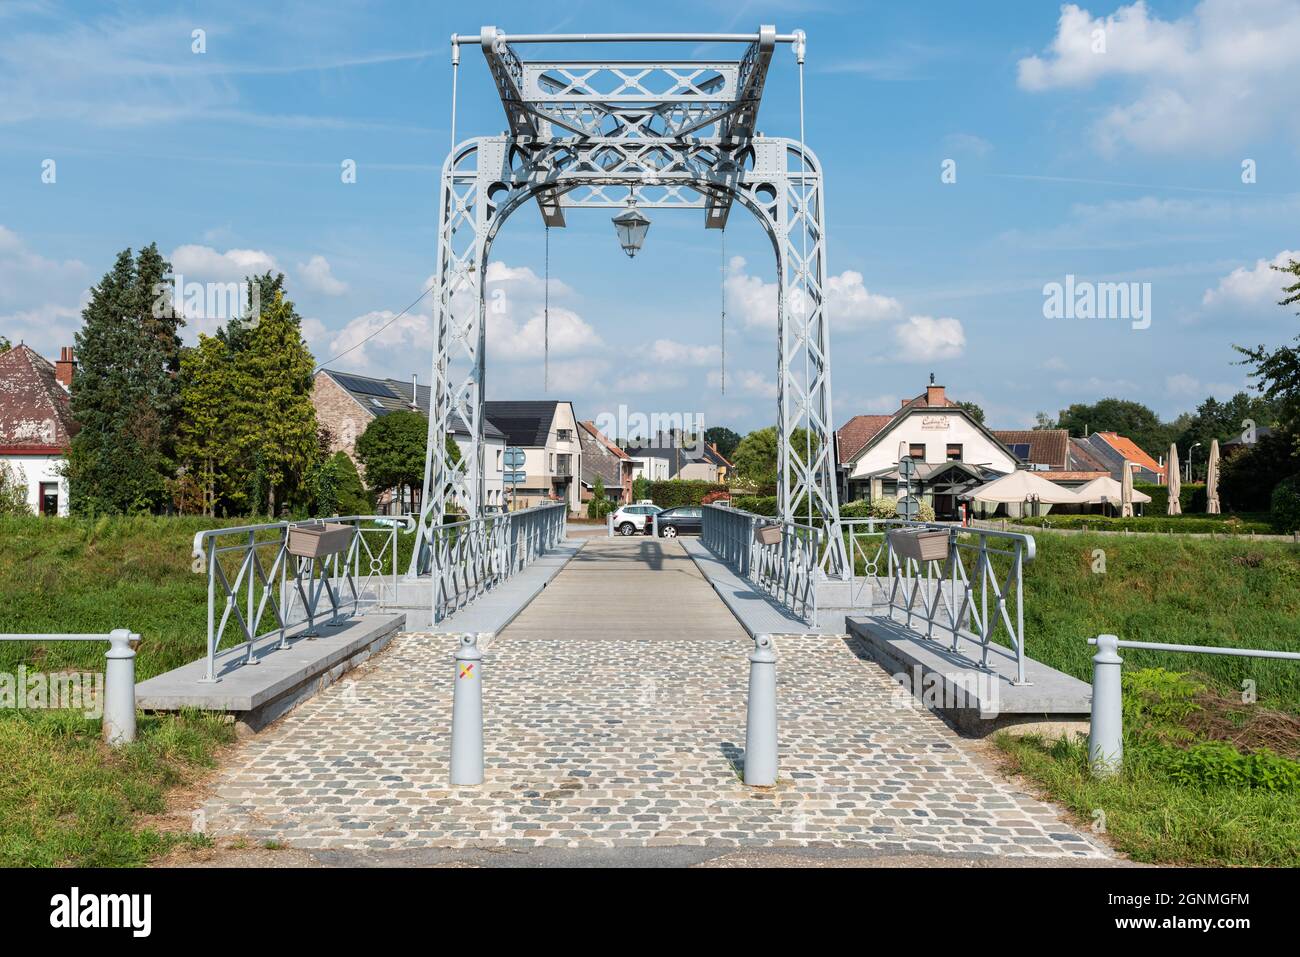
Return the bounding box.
[0,336,10,354]
[177,334,239,516]
[66,248,176,514]
[1236,257,1300,456]
[1054,398,1172,457]
[704,426,741,460]
[955,400,985,424]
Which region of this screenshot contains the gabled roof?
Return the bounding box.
[1067,436,1113,474]
[579,421,630,460]
[837,415,893,461]
[1092,431,1165,479]
[319,369,504,438]
[991,429,1069,470]
[0,345,77,453]
[483,400,565,447]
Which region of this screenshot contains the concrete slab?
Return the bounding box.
[847,614,1092,736]
[136,612,405,717]
[429,540,585,636]
[680,537,846,636]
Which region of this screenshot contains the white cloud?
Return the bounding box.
[0,226,89,355]
[943,132,993,157]
[323,308,431,374]
[1043,356,1068,371]
[706,368,778,399]
[892,316,965,362]
[647,339,721,366]
[170,244,280,282]
[1201,249,1300,314]
[298,255,348,296]
[1017,1,1300,154]
[726,256,903,330]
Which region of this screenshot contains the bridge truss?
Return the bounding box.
[413,25,849,593]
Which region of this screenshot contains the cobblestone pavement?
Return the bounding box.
[195,632,1109,859]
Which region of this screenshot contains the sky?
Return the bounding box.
[1,0,1299,436]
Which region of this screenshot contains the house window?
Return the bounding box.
[495,449,502,469]
[908,443,925,460]
[40,482,59,516]
[556,429,573,442]
[946,444,963,462]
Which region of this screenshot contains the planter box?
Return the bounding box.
[888,528,949,563]
[754,524,783,546]
[287,523,355,559]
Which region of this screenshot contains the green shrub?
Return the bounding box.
[648,480,728,508]
[1268,475,1300,534]
[728,495,778,516]
[1015,513,1274,534]
[1122,668,1204,731]
[1135,482,1206,514]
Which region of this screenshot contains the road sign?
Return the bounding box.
[504,470,527,485]
[504,447,526,470]
[897,495,920,520]
[898,456,917,480]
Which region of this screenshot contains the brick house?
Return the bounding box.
[0,345,77,515]
[578,420,633,504]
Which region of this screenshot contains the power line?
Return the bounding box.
[311,281,436,374]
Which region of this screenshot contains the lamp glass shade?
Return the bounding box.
[612,206,651,258]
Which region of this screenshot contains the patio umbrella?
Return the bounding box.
[959,469,1084,504]
[1120,460,1135,518]
[1167,444,1182,515]
[1076,475,1152,507]
[1206,438,1221,514]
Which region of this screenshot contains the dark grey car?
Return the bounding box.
[656,506,703,537]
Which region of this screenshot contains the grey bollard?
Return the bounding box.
[450,633,484,786]
[744,634,778,786]
[104,629,138,746]
[1088,634,1124,776]
[607,512,614,537]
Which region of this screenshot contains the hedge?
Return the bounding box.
[1135,482,1206,514]
[648,480,729,508]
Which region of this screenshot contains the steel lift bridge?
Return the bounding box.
[411,26,850,613]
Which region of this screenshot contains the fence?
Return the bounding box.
[192,515,409,683]
[0,630,139,744]
[701,505,821,624]
[842,518,1036,684]
[426,502,567,623]
[1087,634,1300,776]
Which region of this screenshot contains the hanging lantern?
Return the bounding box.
[611,200,651,258]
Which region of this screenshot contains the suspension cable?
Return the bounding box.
[795,31,813,530]
[720,226,726,396]
[544,224,550,392]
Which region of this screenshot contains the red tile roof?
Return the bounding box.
[1094,432,1166,480]
[579,420,630,460]
[991,429,1069,469]
[836,414,893,461]
[0,345,76,453]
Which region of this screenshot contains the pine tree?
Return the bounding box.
[177,334,238,516]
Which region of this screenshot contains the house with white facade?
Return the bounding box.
[483,400,583,514]
[0,345,77,516]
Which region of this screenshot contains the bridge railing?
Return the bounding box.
[192,515,410,683]
[702,505,820,624]
[841,519,1036,685]
[429,501,567,623]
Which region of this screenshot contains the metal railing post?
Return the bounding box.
[103,629,138,746]
[744,634,778,786]
[1088,634,1124,777]
[450,633,484,786]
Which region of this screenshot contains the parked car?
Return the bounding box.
[612,503,661,535]
[655,506,703,537]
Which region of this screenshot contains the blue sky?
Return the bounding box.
[2,0,1298,434]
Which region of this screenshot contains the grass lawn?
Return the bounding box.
[1010,512,1276,535]
[0,708,233,866]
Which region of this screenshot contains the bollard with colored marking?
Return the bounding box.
[744,634,778,786]
[450,633,484,785]
[104,629,138,746]
[1088,634,1123,777]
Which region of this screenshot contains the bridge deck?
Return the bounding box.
[500,537,746,641]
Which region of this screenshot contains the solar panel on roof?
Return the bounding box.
[1011,443,1031,460]
[333,372,397,399]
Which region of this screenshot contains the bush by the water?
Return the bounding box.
[1269,475,1300,534]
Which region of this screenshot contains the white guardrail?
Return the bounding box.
[423,501,567,623]
[701,505,821,624]
[192,514,410,683]
[842,518,1036,685]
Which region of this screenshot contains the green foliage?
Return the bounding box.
[955,400,985,424]
[729,494,777,515]
[0,463,30,516]
[1122,668,1205,731]
[845,495,936,521]
[731,426,819,487]
[1133,482,1207,513]
[0,336,10,353]
[1235,256,1300,448]
[177,334,238,516]
[310,452,372,517]
[1220,431,1298,512]
[586,476,615,519]
[704,426,741,460]
[1158,742,1300,792]
[1055,398,1172,459]
[648,479,728,507]
[632,475,650,502]
[67,245,184,515]
[1269,474,1300,534]
[354,411,457,512]
[1015,513,1274,534]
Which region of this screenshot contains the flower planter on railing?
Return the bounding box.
[886,528,949,563]
[287,523,356,558]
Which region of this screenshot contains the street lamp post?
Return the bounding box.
[1188,442,1202,483]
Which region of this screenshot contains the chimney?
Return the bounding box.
[409,372,420,411]
[55,347,75,389]
[926,382,945,407]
